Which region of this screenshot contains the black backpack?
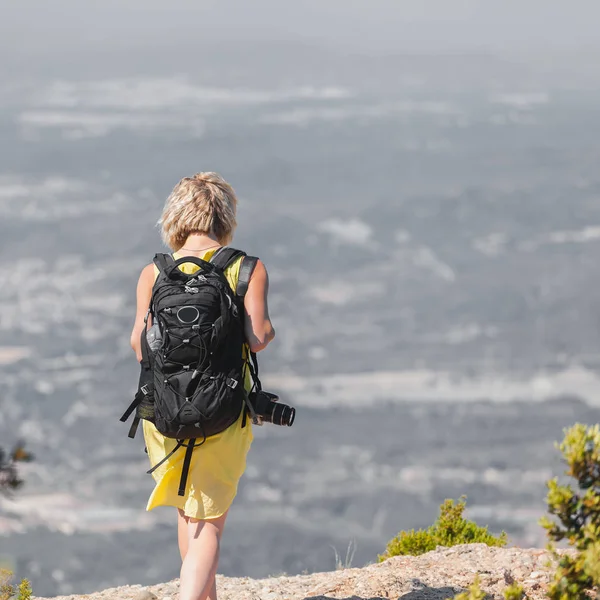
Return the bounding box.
[120,247,259,496]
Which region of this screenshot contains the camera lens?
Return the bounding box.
[266,402,295,427]
[249,390,296,427]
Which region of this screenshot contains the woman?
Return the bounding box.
[130,172,275,600]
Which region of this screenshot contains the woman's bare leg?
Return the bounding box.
[177,509,218,599]
[179,510,228,600]
[206,578,217,600]
[178,509,190,560]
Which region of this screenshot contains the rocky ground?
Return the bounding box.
[34,544,573,600]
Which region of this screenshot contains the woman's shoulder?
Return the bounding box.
[137,262,159,290]
[139,263,156,281]
[244,257,267,282]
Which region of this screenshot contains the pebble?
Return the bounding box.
[529,571,545,579]
[133,591,158,600]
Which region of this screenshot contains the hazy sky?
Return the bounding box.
[3,0,600,56]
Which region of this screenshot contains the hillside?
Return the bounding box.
[34,544,569,600]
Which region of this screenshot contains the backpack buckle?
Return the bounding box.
[227,378,238,389]
[141,384,150,396]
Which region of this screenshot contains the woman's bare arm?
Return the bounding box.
[130,263,155,362]
[243,259,275,353]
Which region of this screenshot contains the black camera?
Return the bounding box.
[247,390,296,427]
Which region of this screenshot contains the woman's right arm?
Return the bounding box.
[243,259,275,353]
[130,263,155,362]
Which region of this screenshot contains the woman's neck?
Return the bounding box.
[178,232,222,254]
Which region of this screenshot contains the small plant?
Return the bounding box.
[17,579,32,600]
[454,575,487,600]
[331,539,357,570]
[453,576,525,600]
[0,443,33,496]
[0,570,32,600]
[379,497,507,560]
[541,423,600,599]
[503,583,525,600]
[0,570,14,600]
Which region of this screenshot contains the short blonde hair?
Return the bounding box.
[159,172,238,250]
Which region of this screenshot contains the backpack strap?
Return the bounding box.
[120,393,143,426]
[236,256,258,297]
[145,436,206,496]
[120,335,154,438]
[153,253,175,273]
[145,439,199,497]
[178,440,196,496]
[139,323,152,370]
[147,440,185,475]
[209,247,245,271]
[210,247,258,298]
[128,417,141,439]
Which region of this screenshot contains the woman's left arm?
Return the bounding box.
[130,263,155,363]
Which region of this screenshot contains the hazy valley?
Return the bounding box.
[1,43,600,595]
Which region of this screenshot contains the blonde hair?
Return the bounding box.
[159,172,238,250]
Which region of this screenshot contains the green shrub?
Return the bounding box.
[379,497,507,560]
[454,575,487,600]
[0,570,13,600]
[0,570,32,600]
[0,447,33,600]
[503,583,525,600]
[541,423,600,599]
[17,579,32,600]
[0,443,33,495]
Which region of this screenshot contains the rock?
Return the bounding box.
[32,544,577,600]
[529,571,545,579]
[133,591,158,600]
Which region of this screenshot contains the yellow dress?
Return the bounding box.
[143,249,254,519]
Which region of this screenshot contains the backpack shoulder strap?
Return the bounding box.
[209,247,246,271]
[210,247,259,297]
[236,256,258,297]
[153,253,175,273]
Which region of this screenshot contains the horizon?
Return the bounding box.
[4,0,600,58]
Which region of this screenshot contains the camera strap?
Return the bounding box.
[248,351,261,391]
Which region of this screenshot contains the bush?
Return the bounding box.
[541,423,600,599]
[0,570,32,600]
[17,579,32,600]
[0,446,33,600]
[0,443,32,495]
[503,583,526,600]
[379,497,507,561]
